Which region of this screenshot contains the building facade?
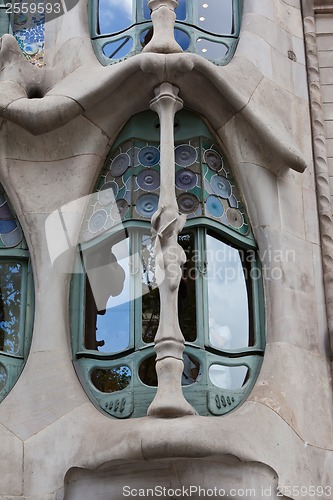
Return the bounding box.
[0,0,332,498]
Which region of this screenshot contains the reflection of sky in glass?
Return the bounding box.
[175,29,190,50]
[196,39,228,60]
[197,0,233,34]
[209,364,248,390]
[99,0,133,35]
[207,235,249,350]
[103,38,133,59]
[96,239,130,353]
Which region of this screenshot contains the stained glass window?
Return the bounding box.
[71,110,264,419]
[0,187,34,404]
[90,0,242,65]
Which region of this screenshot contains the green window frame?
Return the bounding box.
[70,110,264,419]
[0,188,34,404]
[0,0,11,36]
[90,0,242,65]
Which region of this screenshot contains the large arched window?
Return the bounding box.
[0,186,34,403]
[71,110,264,419]
[90,0,242,65]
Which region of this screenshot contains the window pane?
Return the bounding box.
[196,0,233,35]
[141,234,160,344]
[206,234,249,349]
[0,363,7,391]
[0,262,22,355]
[0,9,10,39]
[98,0,133,35]
[209,364,248,390]
[139,354,201,386]
[175,0,186,20]
[178,232,197,342]
[85,238,130,353]
[91,366,131,392]
[102,37,133,59]
[196,39,228,60]
[175,29,190,50]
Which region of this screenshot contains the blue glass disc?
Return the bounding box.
[175,169,197,190]
[1,227,22,247]
[136,194,159,218]
[206,195,224,218]
[175,145,197,167]
[211,175,232,199]
[110,153,130,177]
[0,219,17,234]
[136,169,160,191]
[138,147,160,167]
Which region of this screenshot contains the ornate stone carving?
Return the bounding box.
[303,10,333,358]
[143,0,182,54]
[147,83,197,417]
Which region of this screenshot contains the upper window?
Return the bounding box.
[0,0,45,66]
[0,187,34,403]
[71,110,264,419]
[90,0,242,65]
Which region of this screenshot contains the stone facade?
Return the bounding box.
[0,0,332,498]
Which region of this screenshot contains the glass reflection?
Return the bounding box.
[0,363,7,391]
[103,38,133,59]
[139,354,200,386]
[91,365,131,392]
[206,234,249,349]
[98,0,133,35]
[178,232,197,342]
[196,0,233,35]
[0,262,22,355]
[141,235,160,343]
[175,29,190,51]
[175,0,186,20]
[209,364,248,390]
[85,238,130,353]
[196,39,228,60]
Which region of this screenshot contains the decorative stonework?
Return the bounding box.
[147,83,196,417]
[143,0,182,54]
[303,11,333,358]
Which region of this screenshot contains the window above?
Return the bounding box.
[90,0,242,65]
[71,110,264,419]
[0,187,34,404]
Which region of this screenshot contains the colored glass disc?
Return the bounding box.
[176,169,197,190]
[178,193,199,214]
[175,145,197,167]
[204,149,223,171]
[206,195,224,217]
[110,153,130,177]
[136,194,159,218]
[136,169,160,191]
[211,175,231,199]
[138,147,160,167]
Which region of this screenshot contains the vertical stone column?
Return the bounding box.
[147,83,197,417]
[143,0,182,54]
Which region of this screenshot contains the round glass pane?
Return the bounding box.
[178,193,200,214]
[176,169,197,191]
[136,194,159,218]
[91,366,131,393]
[175,145,197,167]
[0,363,7,391]
[209,365,249,390]
[136,169,160,191]
[110,153,130,177]
[138,146,160,167]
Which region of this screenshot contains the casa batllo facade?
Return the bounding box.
[0,0,332,498]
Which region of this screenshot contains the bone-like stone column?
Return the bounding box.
[147,83,197,417]
[143,0,182,54]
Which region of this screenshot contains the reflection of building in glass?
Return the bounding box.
[0,0,333,498]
